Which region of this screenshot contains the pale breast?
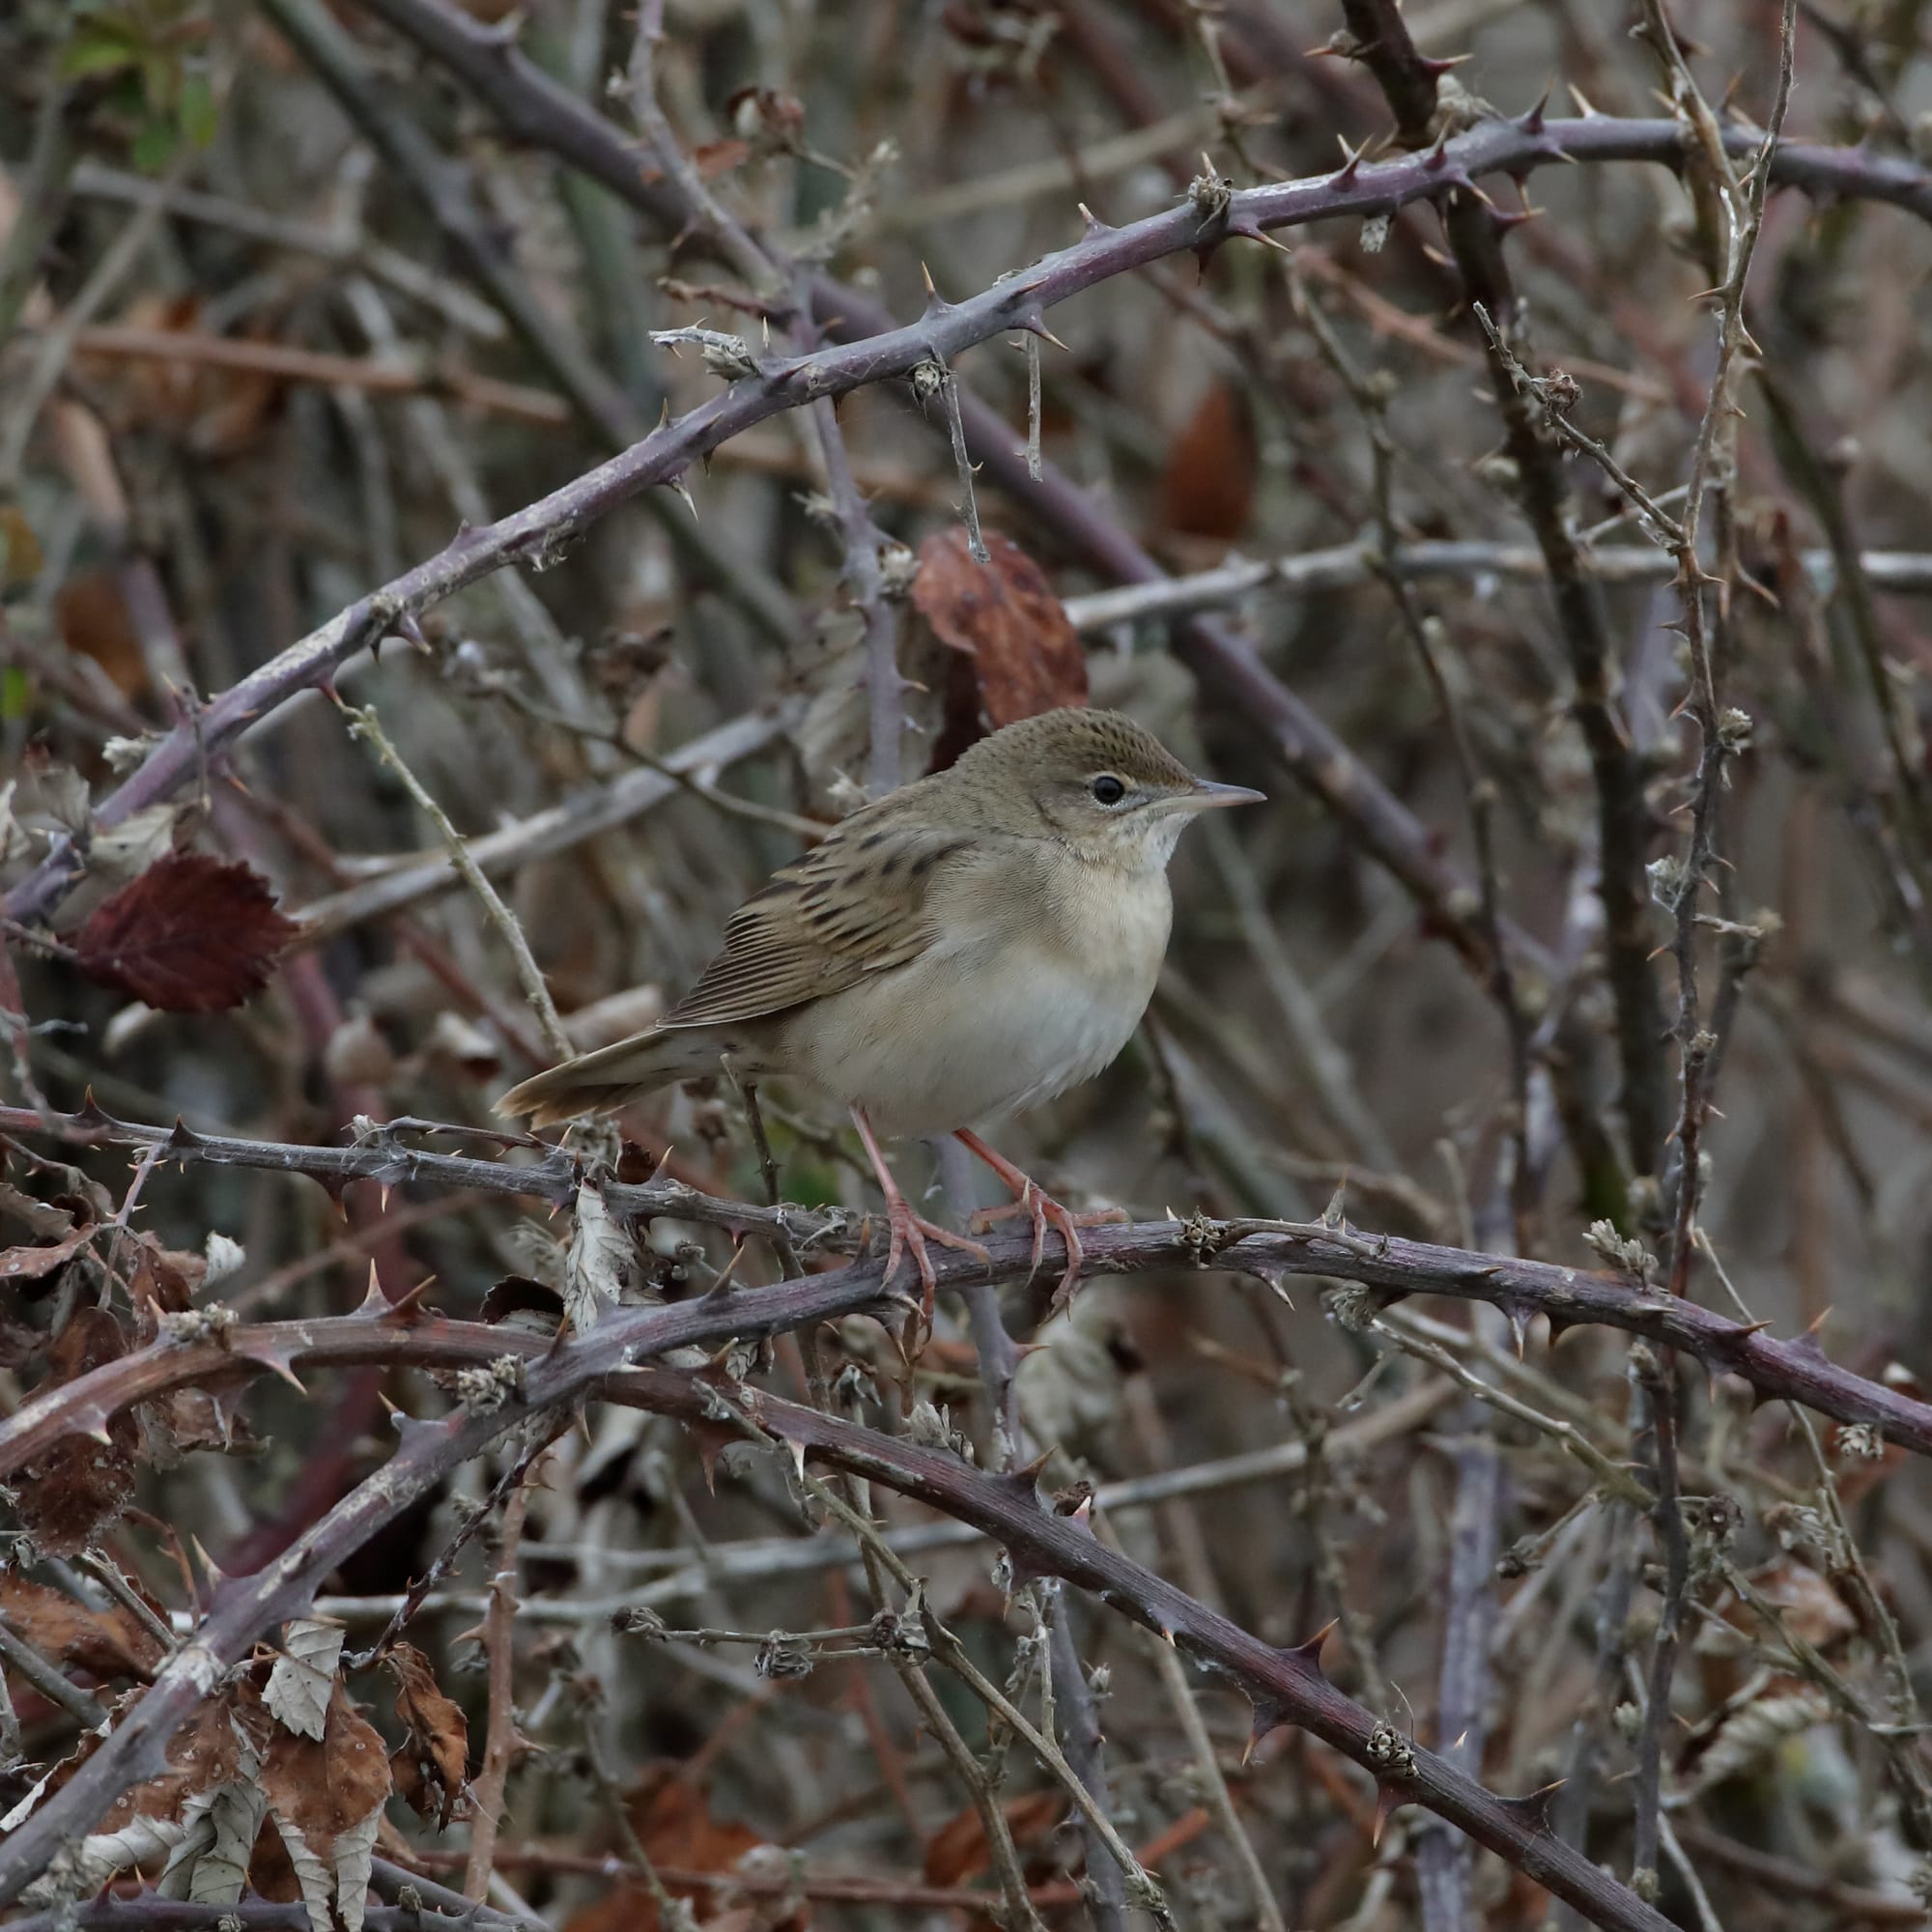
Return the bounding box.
[781,844,1173,1138]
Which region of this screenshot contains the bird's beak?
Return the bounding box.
[1182,779,1266,810]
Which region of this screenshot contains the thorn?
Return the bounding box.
[189,1536,226,1590]
[1014,305,1070,354]
[1508,1306,1531,1359]
[1518,80,1553,134]
[354,1264,387,1318]
[1423,129,1451,172]
[1321,1176,1349,1229]
[1245,1696,1290,1760]
[1289,1617,1338,1672]
[388,1275,436,1320]
[1330,135,1365,186]
[1496,1778,1565,1833]
[1568,83,1600,119]
[1077,202,1110,238]
[241,1342,309,1395]
[1372,1783,1401,1848]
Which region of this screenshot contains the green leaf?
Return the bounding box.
[0,666,34,723]
[129,118,179,173]
[177,70,217,149]
[58,30,140,81]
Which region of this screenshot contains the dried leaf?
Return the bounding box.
[564,1175,636,1331]
[16,1307,137,1554]
[265,1617,347,1740]
[128,1229,207,1313]
[20,1811,185,1903]
[0,1220,96,1283]
[1156,379,1258,541]
[386,1640,469,1828]
[55,566,147,699]
[71,851,298,1013]
[561,1769,807,1932]
[259,1683,393,1932]
[0,1572,162,1678]
[922,1789,1065,1887]
[158,1747,268,1908]
[913,529,1087,741]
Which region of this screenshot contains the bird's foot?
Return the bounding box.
[875,1197,991,1317]
[969,1187,1125,1306]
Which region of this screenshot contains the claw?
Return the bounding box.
[850,1106,989,1322]
[883,1196,991,1316]
[956,1129,1120,1310]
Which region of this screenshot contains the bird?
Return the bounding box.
[497,707,1263,1306]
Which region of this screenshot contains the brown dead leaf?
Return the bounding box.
[81,294,280,459]
[1746,1556,1859,1652]
[562,1769,808,1932]
[1156,379,1257,542]
[16,1306,137,1555]
[0,1573,162,1679]
[55,567,148,701]
[139,1384,257,1465]
[922,1788,1065,1887]
[94,1695,244,1835]
[913,528,1087,742]
[71,851,298,1013]
[258,1682,391,1837]
[253,1680,392,1932]
[0,1219,96,1285]
[128,1230,206,1313]
[385,1641,469,1829]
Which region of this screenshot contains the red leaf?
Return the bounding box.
[913,529,1088,745]
[72,852,298,1012]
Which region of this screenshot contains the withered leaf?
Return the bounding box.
[913,529,1087,738]
[128,1229,206,1313]
[385,1640,469,1829]
[257,1682,392,1932]
[1156,379,1258,541]
[16,1306,137,1555]
[72,851,298,1013]
[0,1221,96,1283]
[561,1768,807,1932]
[922,1788,1065,1887]
[0,1572,163,1679]
[265,1618,347,1741]
[563,1175,636,1331]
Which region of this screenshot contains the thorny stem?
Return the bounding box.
[463,1474,531,1900]
[1628,1346,1690,1902]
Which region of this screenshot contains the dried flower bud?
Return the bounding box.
[611,1606,668,1639]
[755,1633,814,1679]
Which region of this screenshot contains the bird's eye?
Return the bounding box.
[1090,774,1126,806]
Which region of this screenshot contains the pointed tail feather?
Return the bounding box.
[496,1029,718,1129]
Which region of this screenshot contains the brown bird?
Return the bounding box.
[497,708,1262,1302]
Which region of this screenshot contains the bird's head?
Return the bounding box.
[951,707,1264,867]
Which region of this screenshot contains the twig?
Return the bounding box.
[463,1475,532,1898]
[337,696,572,1060]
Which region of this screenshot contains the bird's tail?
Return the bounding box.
[496,1028,720,1129]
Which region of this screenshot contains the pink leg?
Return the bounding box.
[850,1108,989,1315]
[954,1128,1124,1308]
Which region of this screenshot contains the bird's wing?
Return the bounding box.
[660,810,974,1028]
